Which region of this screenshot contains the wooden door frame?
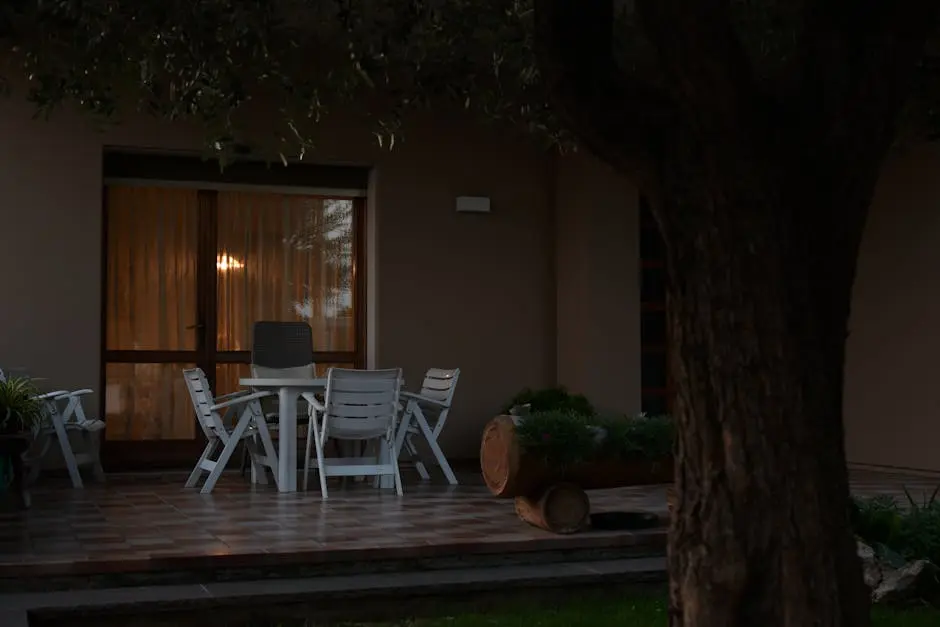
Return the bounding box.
[99,155,370,471]
[638,194,674,415]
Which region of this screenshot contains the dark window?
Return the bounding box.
[639,196,672,413]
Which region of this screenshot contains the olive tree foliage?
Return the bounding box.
[0,0,938,161]
[0,0,568,160]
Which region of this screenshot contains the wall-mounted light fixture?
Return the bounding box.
[455,196,491,214]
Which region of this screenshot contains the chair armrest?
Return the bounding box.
[400,391,448,407]
[215,390,251,402]
[52,389,94,400]
[300,392,325,413]
[211,390,272,411]
[35,390,70,400]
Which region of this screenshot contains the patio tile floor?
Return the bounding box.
[0,470,668,585]
[0,467,935,587]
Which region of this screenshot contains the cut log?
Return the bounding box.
[480,415,673,497]
[514,482,590,534]
[667,486,677,517]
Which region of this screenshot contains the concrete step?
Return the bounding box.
[5,554,667,627]
[3,526,666,594]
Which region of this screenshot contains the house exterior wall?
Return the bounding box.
[1,89,935,471]
[554,153,641,416]
[844,143,940,473]
[0,96,560,460]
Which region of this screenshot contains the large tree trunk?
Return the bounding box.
[532,1,939,626]
[656,166,871,627]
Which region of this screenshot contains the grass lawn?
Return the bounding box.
[354,595,940,627]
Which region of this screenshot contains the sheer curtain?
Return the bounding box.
[106,186,199,351]
[216,192,355,353]
[102,186,358,443]
[105,185,198,441]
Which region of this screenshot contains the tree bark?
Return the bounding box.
[532,1,939,626]
[656,164,870,627]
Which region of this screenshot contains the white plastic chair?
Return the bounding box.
[301,368,403,499]
[395,368,460,485]
[182,368,279,494]
[0,368,106,488]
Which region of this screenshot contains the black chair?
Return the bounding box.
[240,321,316,477]
[251,321,316,372]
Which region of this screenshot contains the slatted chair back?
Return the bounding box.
[182,368,228,439]
[323,368,402,440]
[417,368,460,407]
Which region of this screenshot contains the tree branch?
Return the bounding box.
[788,0,940,299]
[533,0,677,178]
[635,0,769,146]
[797,0,940,175]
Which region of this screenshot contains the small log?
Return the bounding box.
[515,482,590,534]
[480,415,673,497]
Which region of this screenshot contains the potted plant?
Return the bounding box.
[0,376,42,509]
[0,376,44,437]
[482,390,676,497]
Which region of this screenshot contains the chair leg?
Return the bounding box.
[255,420,279,488]
[415,407,458,486]
[303,414,316,491]
[247,437,267,485]
[404,436,431,481]
[86,430,106,483]
[26,433,52,486]
[186,439,218,488]
[389,437,403,497]
[240,444,250,478]
[313,425,329,499]
[202,427,249,495]
[51,418,83,489]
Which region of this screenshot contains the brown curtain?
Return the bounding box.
[103,186,357,443]
[105,186,198,441]
[216,192,355,353]
[106,186,199,351]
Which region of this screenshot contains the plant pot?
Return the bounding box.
[0,433,31,510]
[480,415,674,497]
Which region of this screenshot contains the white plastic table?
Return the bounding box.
[239,377,326,492]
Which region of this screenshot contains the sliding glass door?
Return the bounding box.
[102,182,364,469]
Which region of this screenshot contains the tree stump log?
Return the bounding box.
[667,486,677,516]
[480,415,673,497]
[514,482,590,534]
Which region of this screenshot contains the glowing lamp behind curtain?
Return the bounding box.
[216,253,244,272]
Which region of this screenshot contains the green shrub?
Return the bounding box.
[504,386,594,417]
[853,487,940,566]
[598,413,675,461]
[514,410,675,466]
[513,410,596,467]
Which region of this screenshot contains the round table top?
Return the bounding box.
[239,377,327,388]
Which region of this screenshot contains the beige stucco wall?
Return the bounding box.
[844,143,940,473]
[0,94,569,462]
[10,86,934,473]
[554,153,641,415]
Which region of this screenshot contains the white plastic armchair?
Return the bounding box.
[182,368,279,494]
[1,368,106,488]
[28,388,106,488]
[395,368,460,485]
[301,368,403,499]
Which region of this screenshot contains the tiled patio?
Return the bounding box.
[0,467,935,593]
[0,469,668,591]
